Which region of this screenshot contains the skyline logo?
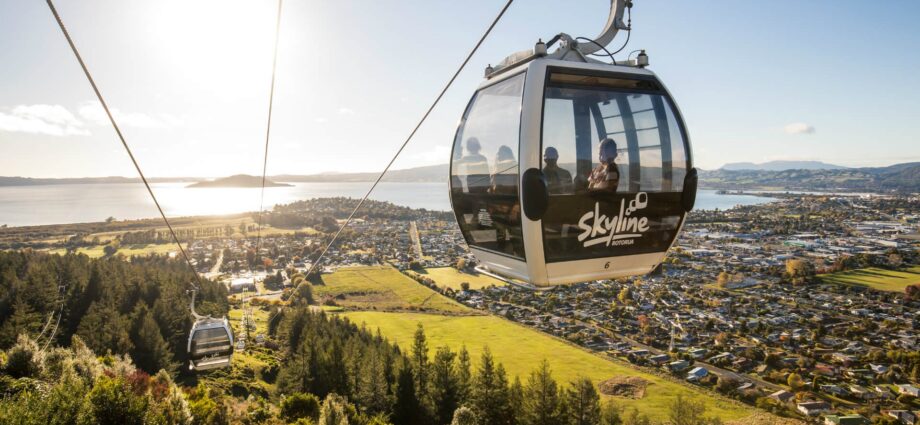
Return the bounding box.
[577,192,651,248]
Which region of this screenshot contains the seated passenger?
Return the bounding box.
[460,137,490,193]
[490,145,517,195]
[542,147,573,194]
[587,138,620,193]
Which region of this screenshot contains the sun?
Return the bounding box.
[142,0,280,92]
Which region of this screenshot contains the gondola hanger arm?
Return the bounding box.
[552,0,630,56]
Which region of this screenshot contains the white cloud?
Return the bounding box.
[78,101,180,128]
[314,117,328,123]
[0,104,89,136]
[337,107,355,115]
[784,122,815,134]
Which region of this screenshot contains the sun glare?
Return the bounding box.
[143,1,278,92]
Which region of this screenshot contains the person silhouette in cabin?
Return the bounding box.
[459,137,491,193]
[490,145,517,195]
[587,137,620,193]
[542,147,573,194]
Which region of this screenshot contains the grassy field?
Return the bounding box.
[820,266,920,292]
[313,266,472,314]
[45,243,186,258]
[343,311,756,422]
[418,267,507,291]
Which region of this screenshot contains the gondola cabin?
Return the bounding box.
[450,55,697,288]
[187,317,234,371]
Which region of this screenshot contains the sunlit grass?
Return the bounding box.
[415,267,507,291]
[343,311,756,422]
[314,266,471,314]
[820,266,920,292]
[45,243,185,258]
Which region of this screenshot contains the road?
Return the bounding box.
[209,250,224,275]
[408,221,423,259]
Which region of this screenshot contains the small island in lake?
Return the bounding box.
[187,174,293,188]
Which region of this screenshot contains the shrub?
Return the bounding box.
[280,392,321,422]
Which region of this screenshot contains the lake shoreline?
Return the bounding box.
[0,182,775,228]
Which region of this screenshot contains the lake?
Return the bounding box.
[0,182,775,227]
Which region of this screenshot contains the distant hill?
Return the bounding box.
[187,174,292,188]
[5,162,918,193]
[0,176,197,186]
[700,162,920,193]
[720,160,847,171]
[272,164,448,183]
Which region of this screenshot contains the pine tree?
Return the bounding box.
[509,376,525,421]
[472,347,513,425]
[359,347,392,415]
[129,305,173,374]
[600,400,622,425]
[431,345,460,425]
[522,359,564,425]
[412,323,430,398]
[566,376,601,425]
[457,344,472,401]
[76,300,132,355]
[392,362,421,425]
[0,297,41,348]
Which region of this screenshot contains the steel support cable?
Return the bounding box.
[303,0,516,279]
[40,300,64,353]
[45,0,204,290]
[255,0,284,267]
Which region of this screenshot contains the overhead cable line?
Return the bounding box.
[45,0,204,290]
[255,0,284,264]
[304,0,516,278]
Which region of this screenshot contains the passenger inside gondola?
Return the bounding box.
[490,145,517,195]
[459,137,490,193]
[587,138,620,193]
[542,147,573,194]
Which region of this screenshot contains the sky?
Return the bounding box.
[1,0,919,178]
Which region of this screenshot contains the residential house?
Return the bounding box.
[686,367,708,382]
[797,401,832,417]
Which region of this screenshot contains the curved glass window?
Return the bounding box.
[540,71,689,262]
[450,73,525,259]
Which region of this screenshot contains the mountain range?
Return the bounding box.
[2,162,919,192]
[719,160,846,171]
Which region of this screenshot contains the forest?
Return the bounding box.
[0,252,726,424]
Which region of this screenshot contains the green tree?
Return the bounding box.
[451,406,478,425]
[667,394,720,425]
[359,347,392,415]
[187,383,229,425]
[392,363,421,425]
[280,393,321,423]
[787,373,804,390]
[3,334,43,378]
[318,394,349,425]
[523,359,564,425]
[457,345,472,401]
[600,400,622,425]
[411,322,432,421]
[566,376,601,425]
[77,301,132,355]
[89,375,148,425]
[472,347,513,425]
[431,345,461,425]
[617,287,632,305]
[509,376,525,420]
[129,305,173,374]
